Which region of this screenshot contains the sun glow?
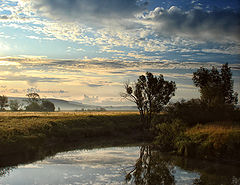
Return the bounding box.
[0,61,20,66]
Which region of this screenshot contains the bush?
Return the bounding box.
[41,100,55,112]
[166,99,240,126]
[154,119,186,151]
[25,102,42,111]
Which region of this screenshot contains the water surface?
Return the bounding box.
[0,146,239,185]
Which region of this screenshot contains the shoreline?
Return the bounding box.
[0,112,239,168]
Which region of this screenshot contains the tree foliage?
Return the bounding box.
[193,63,238,106]
[26,93,41,104]
[25,93,55,112]
[41,100,55,112]
[0,95,8,111]
[25,102,42,111]
[121,72,176,129]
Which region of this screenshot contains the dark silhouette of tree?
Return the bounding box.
[41,100,55,112]
[26,93,41,104]
[121,72,176,129]
[0,95,8,111]
[9,100,22,111]
[25,93,41,111]
[25,93,55,112]
[25,102,42,111]
[221,63,238,104]
[125,145,175,184]
[193,63,238,106]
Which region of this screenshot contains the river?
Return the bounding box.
[0,146,239,185]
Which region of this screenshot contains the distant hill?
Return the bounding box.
[8,97,101,111]
[7,97,137,111]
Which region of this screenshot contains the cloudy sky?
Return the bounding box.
[0,0,239,106]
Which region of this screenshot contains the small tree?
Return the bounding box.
[25,102,42,111]
[26,93,40,104]
[0,95,8,111]
[25,93,41,111]
[121,72,176,129]
[193,63,238,107]
[41,100,55,112]
[9,100,22,111]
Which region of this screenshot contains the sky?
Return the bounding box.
[0,0,239,106]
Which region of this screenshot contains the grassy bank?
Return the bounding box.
[183,123,240,161]
[0,111,145,166]
[154,120,240,162]
[1,111,240,167]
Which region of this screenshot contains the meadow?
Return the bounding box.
[0,111,145,166]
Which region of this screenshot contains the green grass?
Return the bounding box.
[0,111,144,159]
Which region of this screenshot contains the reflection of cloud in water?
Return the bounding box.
[19,164,43,169]
[40,147,138,168]
[174,166,200,185]
[0,146,201,185]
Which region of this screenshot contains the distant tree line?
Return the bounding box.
[0,93,55,112]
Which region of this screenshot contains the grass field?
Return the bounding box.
[0,111,138,117]
[0,111,144,166]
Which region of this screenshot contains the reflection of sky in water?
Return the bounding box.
[0,147,199,185]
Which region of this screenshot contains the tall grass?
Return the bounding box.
[154,120,240,161]
[185,123,240,160]
[0,112,144,159]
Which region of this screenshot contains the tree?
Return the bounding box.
[41,100,55,112]
[25,102,42,111]
[193,63,238,106]
[0,95,8,111]
[121,72,176,129]
[221,63,238,104]
[25,93,42,111]
[9,100,22,111]
[26,93,41,104]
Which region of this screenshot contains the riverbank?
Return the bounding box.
[0,112,146,167]
[1,112,240,167]
[154,120,240,163]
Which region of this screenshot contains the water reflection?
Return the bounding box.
[125,145,240,185]
[125,145,175,184]
[0,144,240,185]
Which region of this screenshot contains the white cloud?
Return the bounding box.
[202,47,240,55]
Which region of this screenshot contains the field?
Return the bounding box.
[0,111,145,167]
[0,111,139,117]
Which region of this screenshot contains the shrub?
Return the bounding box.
[154,119,186,151]
[166,99,240,126]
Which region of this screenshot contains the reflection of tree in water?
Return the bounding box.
[0,167,15,178]
[125,145,175,185]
